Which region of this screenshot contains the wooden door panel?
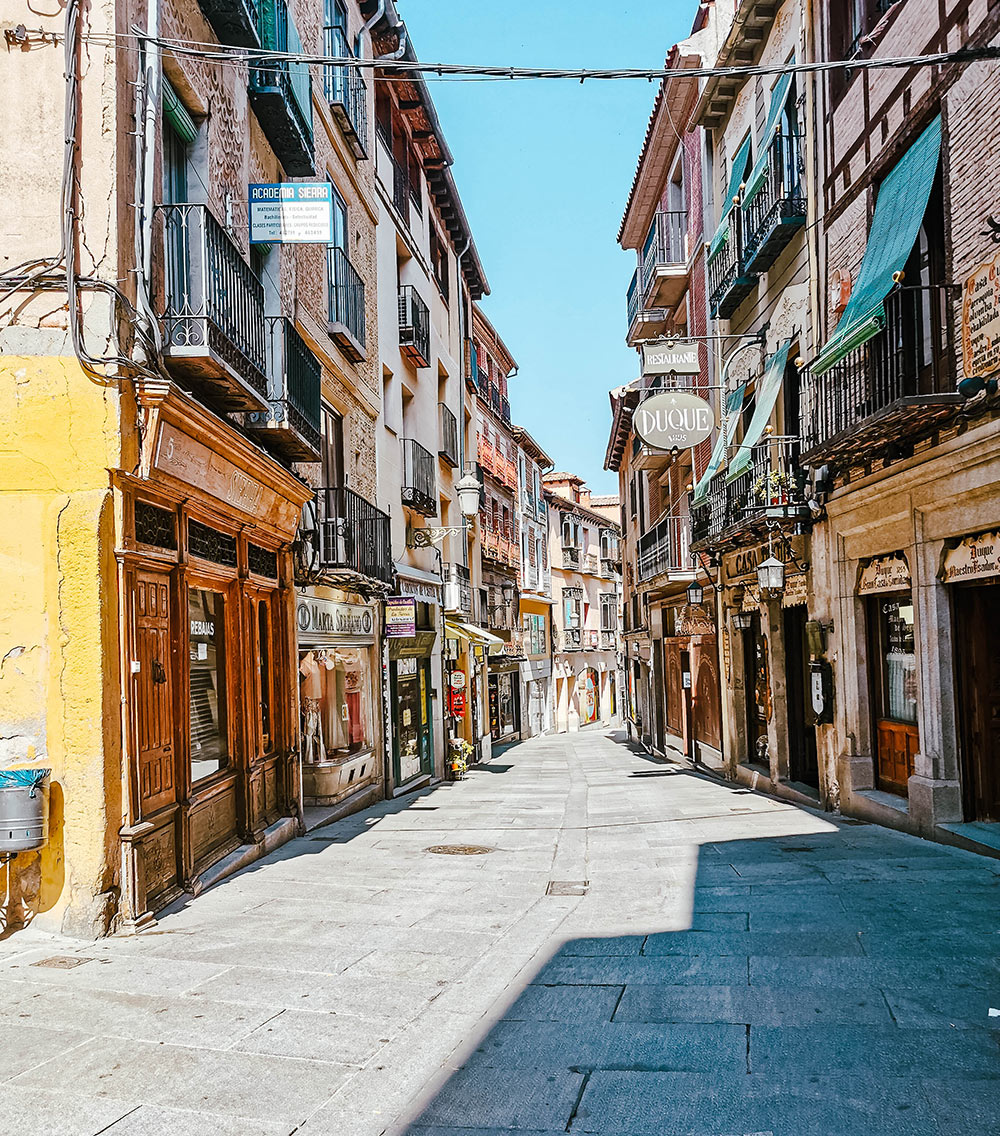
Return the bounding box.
[876,719,917,796]
[134,572,176,814]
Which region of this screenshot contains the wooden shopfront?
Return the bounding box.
[116,390,310,925]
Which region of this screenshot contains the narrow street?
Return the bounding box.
[0,729,997,1136]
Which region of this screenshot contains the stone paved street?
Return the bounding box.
[1,728,998,1135]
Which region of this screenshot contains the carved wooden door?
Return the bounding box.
[134,571,176,813]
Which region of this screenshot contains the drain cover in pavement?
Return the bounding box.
[425,844,494,855]
[546,880,590,896]
[31,956,93,970]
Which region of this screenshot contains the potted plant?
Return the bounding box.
[449,737,473,780]
[753,469,791,506]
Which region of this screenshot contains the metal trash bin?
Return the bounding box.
[0,769,51,854]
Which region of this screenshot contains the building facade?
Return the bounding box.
[545,475,623,733]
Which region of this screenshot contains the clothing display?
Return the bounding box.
[299,647,372,763]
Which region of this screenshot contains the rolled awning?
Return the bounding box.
[742,68,794,206]
[691,383,747,505]
[726,340,792,482]
[444,620,505,654]
[708,134,752,259]
[811,116,941,376]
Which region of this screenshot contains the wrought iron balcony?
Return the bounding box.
[641,210,688,310]
[600,556,620,579]
[247,317,322,460]
[443,561,472,615]
[327,246,366,360]
[707,215,757,319]
[305,486,393,585]
[249,0,314,176]
[487,384,511,424]
[742,133,806,275]
[801,286,960,466]
[690,435,807,550]
[156,202,268,411]
[399,286,430,368]
[600,629,617,651]
[323,26,368,159]
[561,545,581,571]
[626,268,670,346]
[438,403,459,467]
[389,151,410,226]
[487,600,518,632]
[637,515,691,582]
[401,437,436,516]
[197,0,260,47]
[559,628,582,652]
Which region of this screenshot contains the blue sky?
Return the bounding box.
[398,2,693,494]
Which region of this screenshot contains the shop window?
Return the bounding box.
[299,646,373,762]
[189,589,228,782]
[257,601,273,752]
[867,594,919,795]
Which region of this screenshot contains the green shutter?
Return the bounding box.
[162,78,197,145]
[286,15,313,135]
[812,115,941,376]
[726,340,792,482]
[742,68,794,206]
[708,134,752,260]
[691,383,747,505]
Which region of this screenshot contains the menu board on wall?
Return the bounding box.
[962,249,1000,379]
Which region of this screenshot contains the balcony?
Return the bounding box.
[626,269,670,346]
[438,403,459,467]
[477,435,518,490]
[308,486,393,585]
[561,545,581,571]
[443,562,472,615]
[388,151,410,227]
[631,434,675,471]
[399,286,430,368]
[482,521,519,569]
[401,438,436,516]
[323,26,368,159]
[558,628,582,652]
[249,0,314,176]
[600,557,620,580]
[801,286,960,467]
[197,0,260,47]
[600,629,617,651]
[637,515,692,582]
[743,133,806,275]
[707,218,757,319]
[247,317,322,460]
[464,337,480,390]
[690,436,807,550]
[487,600,518,633]
[327,246,366,361]
[156,203,268,412]
[487,383,511,424]
[641,210,688,310]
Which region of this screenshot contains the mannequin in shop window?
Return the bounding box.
[299,650,326,763]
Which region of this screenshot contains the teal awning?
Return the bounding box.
[691,383,747,505]
[163,78,197,145]
[708,134,752,260]
[726,340,792,482]
[742,68,794,206]
[286,16,313,132]
[811,116,941,376]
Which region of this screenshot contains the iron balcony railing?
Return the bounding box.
[626,269,640,330]
[742,132,806,271]
[323,26,368,158]
[314,486,393,585]
[707,216,747,319]
[327,246,366,357]
[255,316,322,456]
[438,403,460,467]
[248,0,314,176]
[600,557,620,579]
[158,202,268,405]
[561,545,581,570]
[444,561,472,615]
[401,437,436,515]
[399,286,430,367]
[559,628,582,651]
[690,435,806,546]
[600,629,617,651]
[197,0,260,47]
[390,151,410,225]
[802,285,956,460]
[641,209,687,299]
[637,515,690,582]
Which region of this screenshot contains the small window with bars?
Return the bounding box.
[248,542,279,580]
[134,500,177,551]
[188,519,237,567]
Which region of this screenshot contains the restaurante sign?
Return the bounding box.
[641,340,700,375]
[634,392,715,451]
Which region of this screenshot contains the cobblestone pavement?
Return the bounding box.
[1,728,998,1135]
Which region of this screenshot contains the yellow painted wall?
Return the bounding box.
[0,355,124,936]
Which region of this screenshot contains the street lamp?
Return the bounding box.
[731,610,754,631]
[406,471,483,548]
[686,581,704,606]
[756,555,786,596]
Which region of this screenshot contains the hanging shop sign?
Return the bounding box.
[641,340,700,375]
[857,552,911,595]
[296,596,374,644]
[941,530,1000,583]
[961,248,1000,379]
[449,687,467,718]
[385,596,417,638]
[781,572,809,608]
[249,183,334,245]
[633,391,714,451]
[450,668,467,690]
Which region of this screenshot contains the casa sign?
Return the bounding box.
[634,392,715,451]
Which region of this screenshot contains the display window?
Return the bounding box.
[299,647,373,763]
[867,594,919,795]
[188,588,229,783]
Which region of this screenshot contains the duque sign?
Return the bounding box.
[634,392,715,451]
[942,530,1000,583]
[642,341,700,375]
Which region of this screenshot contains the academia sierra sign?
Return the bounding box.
[633,391,715,451]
